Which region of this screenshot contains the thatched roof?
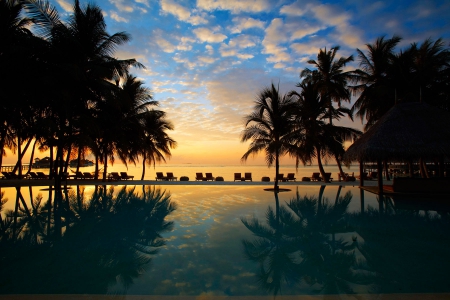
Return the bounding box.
[344,102,450,162]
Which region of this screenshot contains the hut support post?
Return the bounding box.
[383,160,390,180]
[439,156,444,177]
[359,161,364,187]
[377,159,383,196]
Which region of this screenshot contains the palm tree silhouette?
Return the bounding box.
[290,81,360,182]
[350,35,402,130]
[241,83,297,190]
[300,46,355,177]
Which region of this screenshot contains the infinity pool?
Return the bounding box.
[1,184,449,298]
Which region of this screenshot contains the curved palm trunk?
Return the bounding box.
[317,147,328,183]
[27,140,37,174]
[102,150,108,182]
[335,154,345,178]
[274,148,279,190]
[141,152,146,180]
[76,147,82,174]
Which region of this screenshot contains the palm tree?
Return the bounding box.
[138,110,177,180]
[241,83,297,190]
[22,0,143,181]
[300,46,354,177]
[350,35,402,130]
[300,46,354,124]
[290,81,361,183]
[410,38,450,106]
[0,0,36,170]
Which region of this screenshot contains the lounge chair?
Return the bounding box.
[321,173,333,182]
[36,172,49,179]
[343,172,356,182]
[166,172,177,181]
[195,173,205,181]
[74,171,84,179]
[234,173,242,181]
[120,172,134,180]
[356,172,369,180]
[156,172,167,181]
[274,173,285,181]
[286,173,296,181]
[205,173,215,181]
[2,172,18,179]
[244,173,252,181]
[109,172,121,181]
[82,172,94,179]
[27,172,40,179]
[368,172,378,180]
[310,173,322,181]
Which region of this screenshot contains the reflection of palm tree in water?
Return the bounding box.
[242,187,363,296]
[0,186,176,294]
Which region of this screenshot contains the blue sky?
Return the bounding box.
[48,0,450,165]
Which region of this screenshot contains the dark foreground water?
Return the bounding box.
[1,184,450,298]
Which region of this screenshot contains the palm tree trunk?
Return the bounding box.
[13,138,32,176]
[64,145,71,174]
[335,154,345,178]
[27,140,37,174]
[274,148,279,190]
[317,147,328,183]
[141,152,146,180]
[49,146,54,179]
[103,150,108,182]
[76,147,82,174]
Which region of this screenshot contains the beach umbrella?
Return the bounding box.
[343,102,450,192]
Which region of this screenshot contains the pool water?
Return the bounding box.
[1,184,450,298]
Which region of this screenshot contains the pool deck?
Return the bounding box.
[0,178,385,188]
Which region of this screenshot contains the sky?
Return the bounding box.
[7,0,450,166]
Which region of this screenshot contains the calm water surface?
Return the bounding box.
[1,184,449,297]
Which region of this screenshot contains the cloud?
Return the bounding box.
[135,0,150,7]
[197,0,271,13]
[219,34,258,59]
[160,0,208,25]
[193,27,227,43]
[56,0,72,12]
[177,37,196,51]
[155,37,176,53]
[109,11,129,23]
[279,1,309,16]
[230,17,266,33]
[205,45,214,55]
[108,0,134,12]
[261,18,292,63]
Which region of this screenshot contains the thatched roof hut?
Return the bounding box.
[343,102,450,193]
[344,102,450,163]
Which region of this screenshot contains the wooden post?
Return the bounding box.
[359,160,364,187]
[377,159,383,196]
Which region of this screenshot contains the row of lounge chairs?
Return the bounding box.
[156,172,178,181]
[1,171,134,180]
[310,172,333,182]
[196,173,215,181]
[274,173,297,182]
[234,173,252,181]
